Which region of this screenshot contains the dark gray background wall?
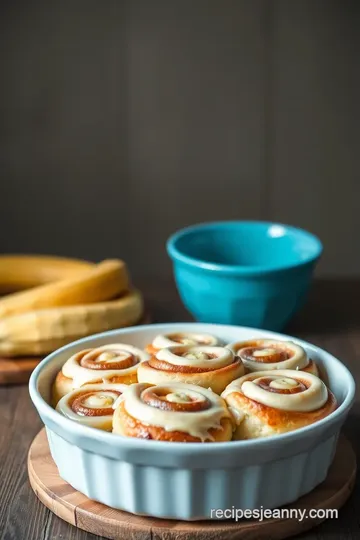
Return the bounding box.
[0,0,359,281]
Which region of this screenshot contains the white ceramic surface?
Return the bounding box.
[29,323,355,520]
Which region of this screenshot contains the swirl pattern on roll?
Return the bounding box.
[146,332,221,354]
[222,370,328,412]
[155,346,235,371]
[56,383,127,430]
[137,345,244,394]
[227,339,318,375]
[61,344,150,387]
[112,382,233,442]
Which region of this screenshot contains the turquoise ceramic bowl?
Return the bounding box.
[166,221,323,331]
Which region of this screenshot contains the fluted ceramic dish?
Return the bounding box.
[29,323,355,520]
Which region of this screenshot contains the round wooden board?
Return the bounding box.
[0,311,151,386]
[28,429,356,540]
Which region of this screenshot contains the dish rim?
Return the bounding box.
[166,220,323,275]
[29,322,355,455]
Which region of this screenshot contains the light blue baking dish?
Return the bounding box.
[29,323,354,520]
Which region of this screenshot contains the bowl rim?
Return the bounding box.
[166,220,323,275]
[29,322,355,457]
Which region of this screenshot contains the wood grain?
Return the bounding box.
[0,357,42,385]
[270,0,360,278]
[28,429,356,540]
[0,2,359,280]
[1,279,360,540]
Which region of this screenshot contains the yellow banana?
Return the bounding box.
[0,290,144,356]
[0,259,129,318]
[0,255,94,294]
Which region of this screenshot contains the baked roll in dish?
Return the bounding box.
[113,382,234,442]
[56,383,126,431]
[227,339,319,376]
[137,345,244,395]
[52,344,149,405]
[222,369,337,440]
[145,332,221,355]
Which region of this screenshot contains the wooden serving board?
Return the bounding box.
[0,356,43,385]
[0,311,152,386]
[28,429,356,540]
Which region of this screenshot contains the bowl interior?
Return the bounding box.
[168,222,322,270]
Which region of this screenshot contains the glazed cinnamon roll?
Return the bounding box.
[222,370,337,440]
[145,332,222,355]
[52,344,149,405]
[137,345,244,395]
[227,339,319,376]
[113,382,234,442]
[56,383,126,431]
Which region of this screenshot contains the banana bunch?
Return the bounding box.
[0,256,144,357]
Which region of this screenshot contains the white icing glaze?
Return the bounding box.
[97,351,121,363]
[269,377,298,390]
[119,382,231,441]
[56,383,127,430]
[253,348,277,358]
[61,344,150,387]
[227,339,309,371]
[166,392,193,403]
[155,345,234,370]
[228,406,245,426]
[152,333,221,350]
[221,370,328,412]
[84,394,114,407]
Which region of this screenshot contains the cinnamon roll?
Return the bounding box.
[222,370,337,440]
[227,339,319,376]
[52,344,149,405]
[145,332,222,355]
[56,383,126,431]
[113,382,234,442]
[137,345,244,395]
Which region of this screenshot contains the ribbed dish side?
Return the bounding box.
[46,428,338,520]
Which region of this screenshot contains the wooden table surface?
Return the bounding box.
[1,278,359,540]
